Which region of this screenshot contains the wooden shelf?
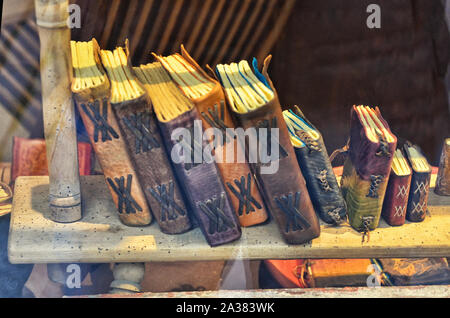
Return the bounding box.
[8,175,450,264]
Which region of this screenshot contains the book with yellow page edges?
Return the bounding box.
[283,106,347,225]
[403,142,431,222]
[153,46,268,227]
[70,39,151,226]
[134,61,241,246]
[99,41,191,234]
[215,57,320,245]
[341,105,397,238]
[381,149,412,226]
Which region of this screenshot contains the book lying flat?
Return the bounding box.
[135,61,241,246]
[403,142,431,222]
[381,149,412,226]
[71,39,152,227]
[216,56,320,245]
[99,41,191,234]
[283,106,347,225]
[154,46,268,227]
[341,105,397,235]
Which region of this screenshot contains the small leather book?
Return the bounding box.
[341,105,397,235]
[11,137,93,182]
[99,42,191,234]
[283,106,347,225]
[71,39,152,227]
[134,61,241,246]
[215,56,320,245]
[403,142,431,222]
[153,46,268,227]
[381,149,412,226]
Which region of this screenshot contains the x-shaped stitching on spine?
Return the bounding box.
[396,184,409,198]
[393,205,406,217]
[201,101,235,146]
[81,99,119,142]
[411,200,427,215]
[274,191,311,233]
[149,181,186,222]
[198,193,234,234]
[122,111,160,154]
[414,180,429,195]
[226,173,262,216]
[107,174,142,214]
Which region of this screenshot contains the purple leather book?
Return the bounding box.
[157,108,242,247]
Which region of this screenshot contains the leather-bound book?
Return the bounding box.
[381,149,412,226]
[135,62,241,246]
[215,56,320,244]
[403,142,431,222]
[11,137,93,183]
[99,42,191,234]
[341,106,397,236]
[71,39,151,226]
[154,47,268,227]
[283,106,347,225]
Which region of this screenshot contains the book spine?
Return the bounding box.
[232,97,320,244]
[294,136,347,225]
[112,96,192,234]
[75,95,152,226]
[157,108,241,246]
[381,172,411,226]
[406,170,431,222]
[193,85,268,227]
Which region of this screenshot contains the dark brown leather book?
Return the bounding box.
[11,137,93,182]
[135,61,241,246]
[381,149,412,226]
[154,46,268,227]
[215,56,320,245]
[403,142,431,222]
[100,42,191,234]
[71,39,152,227]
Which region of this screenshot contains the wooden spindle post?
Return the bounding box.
[35,0,82,223]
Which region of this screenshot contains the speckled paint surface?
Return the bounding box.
[8,175,450,264]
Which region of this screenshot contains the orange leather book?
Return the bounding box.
[11,136,93,183]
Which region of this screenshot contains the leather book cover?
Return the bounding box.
[217,56,320,245]
[381,171,411,226]
[135,61,241,246]
[104,43,191,234]
[403,142,431,222]
[341,106,397,233]
[71,39,152,227]
[284,106,347,224]
[157,108,242,246]
[11,136,93,182]
[155,46,268,227]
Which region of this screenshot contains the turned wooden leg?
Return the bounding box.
[110,263,145,294]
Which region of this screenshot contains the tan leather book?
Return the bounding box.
[71,39,151,226]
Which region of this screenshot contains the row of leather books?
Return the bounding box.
[70,38,431,247]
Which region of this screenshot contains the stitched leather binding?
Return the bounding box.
[156,47,268,227]
[381,170,411,226]
[221,57,320,245]
[284,106,347,225]
[403,142,431,222]
[157,108,242,246]
[71,39,152,226]
[341,106,397,233]
[103,43,191,234]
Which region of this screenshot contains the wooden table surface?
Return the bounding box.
[8,175,450,264]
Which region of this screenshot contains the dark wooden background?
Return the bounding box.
[70,0,449,165]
